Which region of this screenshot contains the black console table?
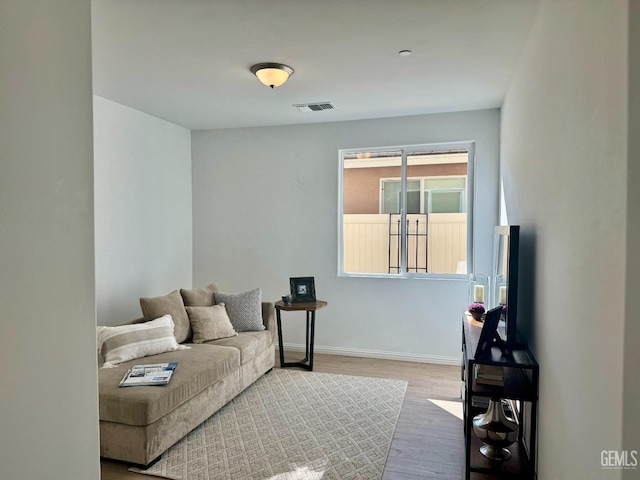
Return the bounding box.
[462,313,539,479]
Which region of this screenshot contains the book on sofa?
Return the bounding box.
[119,362,178,387]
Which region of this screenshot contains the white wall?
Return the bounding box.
[0,1,100,479]
[192,110,499,363]
[94,96,193,326]
[501,1,628,478]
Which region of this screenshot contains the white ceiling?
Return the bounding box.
[91,0,539,130]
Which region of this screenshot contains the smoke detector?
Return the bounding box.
[294,102,335,112]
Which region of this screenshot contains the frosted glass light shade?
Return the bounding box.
[251,63,294,88]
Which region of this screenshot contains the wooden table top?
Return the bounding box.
[275,300,328,311]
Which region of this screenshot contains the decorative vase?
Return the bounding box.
[472,398,518,461]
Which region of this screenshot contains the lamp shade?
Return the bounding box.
[251,63,294,88]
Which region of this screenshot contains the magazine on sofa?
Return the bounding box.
[119,362,178,387]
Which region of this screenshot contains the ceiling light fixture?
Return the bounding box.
[250,63,294,88]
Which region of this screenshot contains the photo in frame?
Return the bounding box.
[290,277,316,303]
[474,305,504,359]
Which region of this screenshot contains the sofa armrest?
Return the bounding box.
[261,302,276,341]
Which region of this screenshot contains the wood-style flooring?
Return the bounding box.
[100,352,465,480]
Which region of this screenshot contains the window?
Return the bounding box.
[339,144,473,276]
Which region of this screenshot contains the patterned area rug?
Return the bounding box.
[131,369,407,480]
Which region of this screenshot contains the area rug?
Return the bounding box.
[131,369,407,480]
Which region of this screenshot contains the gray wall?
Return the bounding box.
[501,1,628,478]
[625,2,640,477]
[0,1,100,478]
[192,109,499,363]
[94,96,193,326]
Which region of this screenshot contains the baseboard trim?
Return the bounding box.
[276,343,460,366]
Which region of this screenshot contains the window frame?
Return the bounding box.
[338,141,475,279]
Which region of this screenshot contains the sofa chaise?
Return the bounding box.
[97,284,275,467]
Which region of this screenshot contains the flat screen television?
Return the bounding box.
[492,225,520,352]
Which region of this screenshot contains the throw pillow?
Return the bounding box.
[180,283,218,307]
[214,288,265,332]
[97,315,186,368]
[140,290,191,343]
[185,303,237,343]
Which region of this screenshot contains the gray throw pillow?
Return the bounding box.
[214,288,265,332]
[140,290,191,343]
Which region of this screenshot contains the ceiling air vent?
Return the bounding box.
[294,102,335,112]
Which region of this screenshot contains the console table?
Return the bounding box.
[275,300,327,371]
[462,313,539,479]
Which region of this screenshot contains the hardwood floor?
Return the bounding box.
[100,352,464,480]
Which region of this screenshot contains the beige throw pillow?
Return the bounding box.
[140,290,191,343]
[97,315,185,368]
[185,304,238,343]
[180,283,218,306]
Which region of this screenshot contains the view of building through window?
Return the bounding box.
[381,177,466,215]
[341,147,469,276]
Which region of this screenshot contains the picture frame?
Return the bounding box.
[290,277,316,303]
[474,305,504,359]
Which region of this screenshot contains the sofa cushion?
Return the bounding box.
[185,304,237,343]
[205,330,272,364]
[140,290,191,343]
[97,315,182,367]
[98,344,240,426]
[180,283,218,306]
[215,288,265,332]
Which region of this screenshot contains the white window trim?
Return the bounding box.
[338,141,475,280]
